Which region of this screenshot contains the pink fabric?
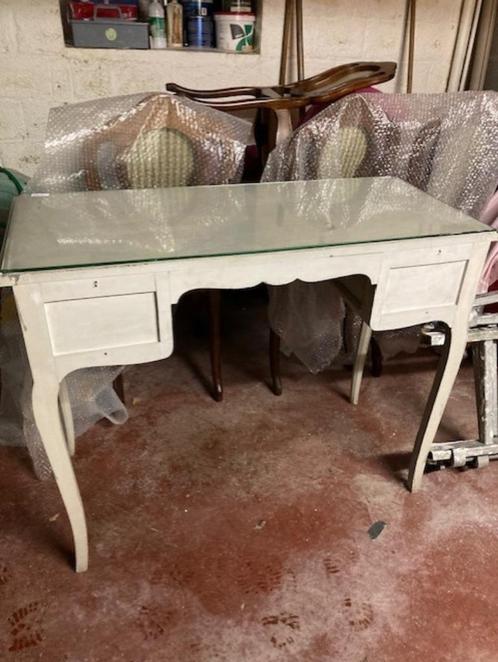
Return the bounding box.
[479,190,498,292]
[480,190,498,225]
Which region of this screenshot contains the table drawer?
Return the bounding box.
[39,272,172,365]
[381,260,466,313]
[46,291,159,356]
[41,273,156,301]
[370,245,471,330]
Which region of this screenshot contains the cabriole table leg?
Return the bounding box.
[32,377,88,572]
[407,323,468,491]
[59,378,75,457]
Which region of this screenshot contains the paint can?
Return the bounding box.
[222,0,252,12]
[181,0,214,17]
[214,12,255,52]
[186,15,215,47]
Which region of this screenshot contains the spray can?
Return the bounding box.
[148,0,167,48]
[187,15,214,47]
[182,0,214,17]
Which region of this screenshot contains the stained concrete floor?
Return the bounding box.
[1,289,498,661]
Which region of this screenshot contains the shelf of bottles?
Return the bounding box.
[62,0,261,53]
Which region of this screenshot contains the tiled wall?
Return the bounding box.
[0,0,463,175]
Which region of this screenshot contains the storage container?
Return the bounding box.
[71,17,149,48]
[221,0,252,12]
[214,12,255,52]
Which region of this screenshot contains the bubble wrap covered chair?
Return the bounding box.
[31,92,251,194]
[30,92,253,403]
[262,91,498,398]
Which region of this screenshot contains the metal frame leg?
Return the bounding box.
[473,340,498,445]
[426,336,498,470]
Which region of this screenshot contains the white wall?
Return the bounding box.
[0,0,463,176]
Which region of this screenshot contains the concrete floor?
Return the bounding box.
[0,289,497,661]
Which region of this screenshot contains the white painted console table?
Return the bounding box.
[1,177,495,572]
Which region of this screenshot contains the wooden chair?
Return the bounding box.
[82,93,250,401]
[167,61,397,393]
[167,61,396,167]
[166,61,396,112]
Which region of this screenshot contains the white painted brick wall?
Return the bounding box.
[0,0,462,175]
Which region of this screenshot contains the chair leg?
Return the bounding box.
[370,336,383,377]
[208,290,223,402]
[269,328,283,395]
[113,373,125,405]
[351,321,372,405]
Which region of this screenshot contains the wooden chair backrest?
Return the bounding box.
[166,61,397,112]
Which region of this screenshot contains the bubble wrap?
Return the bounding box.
[0,290,127,480]
[263,91,498,372]
[14,92,252,479]
[29,92,253,194]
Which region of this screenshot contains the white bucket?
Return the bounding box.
[214,12,256,52]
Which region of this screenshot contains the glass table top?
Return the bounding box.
[1,177,493,273]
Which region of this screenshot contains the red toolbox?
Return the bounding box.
[69,1,138,21]
[70,2,148,48]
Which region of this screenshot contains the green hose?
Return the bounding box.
[0,167,24,194]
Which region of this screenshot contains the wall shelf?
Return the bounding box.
[60,0,263,54]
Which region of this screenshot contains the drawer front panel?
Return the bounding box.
[46,292,159,355]
[370,243,474,330]
[381,260,466,314]
[42,273,156,301]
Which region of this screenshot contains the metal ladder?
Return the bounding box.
[425,291,498,470]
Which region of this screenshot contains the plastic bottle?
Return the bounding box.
[148,0,167,48]
[138,0,150,21]
[167,0,183,48]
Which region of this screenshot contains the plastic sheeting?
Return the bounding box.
[29,92,253,194]
[263,91,498,372]
[9,92,252,478]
